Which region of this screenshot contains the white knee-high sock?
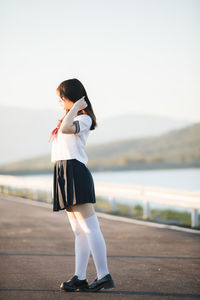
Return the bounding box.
[67,213,90,280]
[77,214,109,280]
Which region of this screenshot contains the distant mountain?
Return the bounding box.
[0,105,194,166]
[85,122,200,171]
[0,121,199,174]
[90,113,194,145]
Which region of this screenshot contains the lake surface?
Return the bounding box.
[26,168,200,191]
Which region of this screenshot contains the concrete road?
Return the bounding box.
[0,193,200,300]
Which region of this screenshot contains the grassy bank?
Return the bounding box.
[93,197,200,229]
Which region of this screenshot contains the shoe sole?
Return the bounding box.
[60,285,89,292]
[83,279,116,292]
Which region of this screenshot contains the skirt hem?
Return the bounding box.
[53,200,96,212]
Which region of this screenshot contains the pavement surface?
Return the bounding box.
[0,193,200,300]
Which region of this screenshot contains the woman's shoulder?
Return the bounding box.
[74,114,92,130]
[74,114,92,122]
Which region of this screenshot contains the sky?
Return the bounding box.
[0,0,199,122]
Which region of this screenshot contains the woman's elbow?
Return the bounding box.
[61,125,76,134]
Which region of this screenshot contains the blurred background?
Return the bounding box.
[0,0,199,227]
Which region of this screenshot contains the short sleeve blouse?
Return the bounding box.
[51,114,92,165]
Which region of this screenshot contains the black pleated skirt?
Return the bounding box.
[52,159,96,211]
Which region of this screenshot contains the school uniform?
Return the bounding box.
[51,114,96,211]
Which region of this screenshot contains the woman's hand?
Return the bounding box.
[73,96,88,111]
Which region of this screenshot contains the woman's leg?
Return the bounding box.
[70,203,110,280]
[67,203,95,219]
[65,207,90,280]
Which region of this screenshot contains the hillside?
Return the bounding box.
[86,122,200,171]
[0,105,193,165]
[0,122,199,174]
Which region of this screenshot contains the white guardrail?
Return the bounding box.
[95,182,200,228]
[0,175,199,228]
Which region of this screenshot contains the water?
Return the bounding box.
[27,168,200,191]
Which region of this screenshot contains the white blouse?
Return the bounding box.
[51,114,92,165]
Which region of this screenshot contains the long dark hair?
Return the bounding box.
[48,78,97,142]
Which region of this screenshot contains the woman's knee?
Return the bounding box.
[77,213,100,234]
[66,210,84,235]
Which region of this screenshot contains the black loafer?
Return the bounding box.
[83,273,116,292]
[60,275,89,292]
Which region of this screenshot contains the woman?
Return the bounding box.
[49,78,115,292]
